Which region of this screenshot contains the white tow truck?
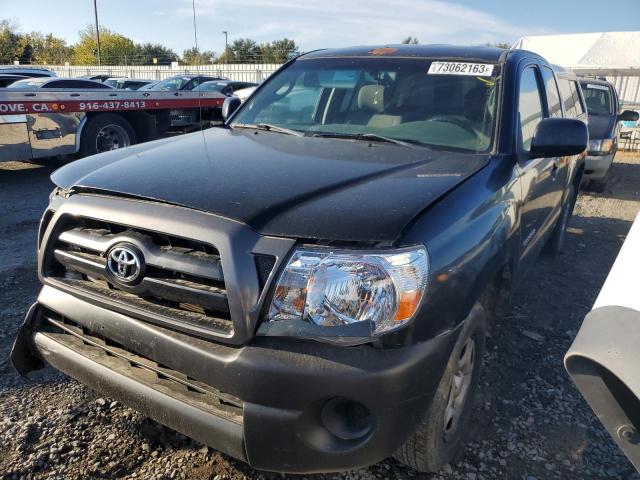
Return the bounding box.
[0,88,226,162]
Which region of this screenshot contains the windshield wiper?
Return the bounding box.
[233,123,304,137]
[356,133,416,147]
[311,131,415,147]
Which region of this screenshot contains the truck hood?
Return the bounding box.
[52,128,489,243]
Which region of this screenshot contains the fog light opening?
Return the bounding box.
[320,397,374,441]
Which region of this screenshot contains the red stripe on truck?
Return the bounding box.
[0,97,224,115]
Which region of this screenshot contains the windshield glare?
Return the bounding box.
[154,76,188,90]
[232,58,499,152]
[195,82,225,92]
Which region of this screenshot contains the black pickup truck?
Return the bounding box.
[12,45,587,474]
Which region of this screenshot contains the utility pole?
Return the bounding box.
[223,31,228,52]
[93,0,102,66]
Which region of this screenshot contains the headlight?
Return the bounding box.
[264,246,429,339]
[588,140,602,152]
[588,139,613,153]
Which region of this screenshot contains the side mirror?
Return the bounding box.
[530,118,588,158]
[222,96,242,121]
[618,110,639,122]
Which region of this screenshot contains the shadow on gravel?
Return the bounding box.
[465,214,637,480]
[583,155,640,202]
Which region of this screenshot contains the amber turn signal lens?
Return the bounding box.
[395,290,422,321]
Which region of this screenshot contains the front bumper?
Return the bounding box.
[584,152,615,180]
[13,285,460,473]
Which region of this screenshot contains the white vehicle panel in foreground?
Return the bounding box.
[565,212,640,472]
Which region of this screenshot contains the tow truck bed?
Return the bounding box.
[0,89,226,162]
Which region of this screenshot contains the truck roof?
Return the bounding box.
[301,44,513,63]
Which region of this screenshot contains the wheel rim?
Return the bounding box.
[96,124,130,152]
[443,337,476,441]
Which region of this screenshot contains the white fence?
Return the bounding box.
[22,64,283,83]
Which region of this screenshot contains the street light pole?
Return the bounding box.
[223,31,228,52]
[93,0,102,66]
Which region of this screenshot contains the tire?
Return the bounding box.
[394,304,486,473]
[79,114,137,157]
[543,184,576,255]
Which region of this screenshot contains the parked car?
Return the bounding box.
[79,74,112,82]
[579,78,639,190]
[0,73,28,87]
[0,66,55,78]
[103,77,155,90]
[7,77,113,90]
[12,44,587,474]
[138,81,159,91]
[149,74,227,91]
[193,80,257,95]
[233,85,257,102]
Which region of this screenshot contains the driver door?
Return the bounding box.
[517,65,564,269]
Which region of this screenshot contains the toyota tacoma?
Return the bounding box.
[12,45,587,474]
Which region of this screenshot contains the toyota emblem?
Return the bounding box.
[107,244,144,284]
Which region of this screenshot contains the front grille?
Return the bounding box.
[39,309,243,421]
[44,216,233,337]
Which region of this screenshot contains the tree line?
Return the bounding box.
[0,19,300,65]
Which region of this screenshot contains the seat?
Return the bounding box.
[357,84,402,128]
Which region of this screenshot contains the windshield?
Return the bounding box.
[153,76,189,91]
[7,79,44,89]
[580,82,613,116]
[231,57,500,152]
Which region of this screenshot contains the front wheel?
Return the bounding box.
[79,114,137,157]
[394,304,486,473]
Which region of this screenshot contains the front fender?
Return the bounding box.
[399,155,520,341]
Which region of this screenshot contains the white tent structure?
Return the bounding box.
[512,32,640,107]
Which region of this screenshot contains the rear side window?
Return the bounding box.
[569,81,585,116]
[541,67,562,118]
[518,67,544,151]
[558,78,578,118]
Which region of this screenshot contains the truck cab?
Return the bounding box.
[12,45,587,474]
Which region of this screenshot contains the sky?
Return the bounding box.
[1,0,639,56]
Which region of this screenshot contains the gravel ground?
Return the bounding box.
[1,154,640,480]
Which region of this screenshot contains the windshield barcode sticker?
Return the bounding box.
[428,62,494,76]
[586,83,609,91]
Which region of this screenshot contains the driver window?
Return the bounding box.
[518,67,544,151]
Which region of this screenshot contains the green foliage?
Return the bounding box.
[219,38,260,63]
[218,37,299,64]
[0,19,299,66]
[0,19,22,63]
[402,36,419,45]
[260,38,300,63]
[73,25,136,65]
[133,43,179,65]
[182,46,216,65]
[20,32,73,64]
[486,42,511,49]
